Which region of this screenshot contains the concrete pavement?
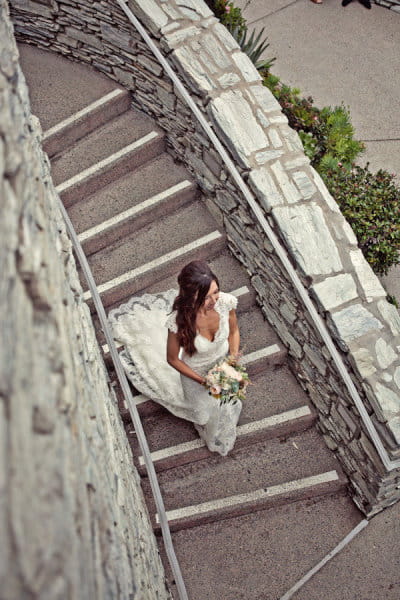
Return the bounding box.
[235,2,400,598]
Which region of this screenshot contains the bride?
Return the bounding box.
[108,260,243,456]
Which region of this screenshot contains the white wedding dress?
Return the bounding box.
[108,290,242,456]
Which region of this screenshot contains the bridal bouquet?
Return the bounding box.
[205,355,250,405]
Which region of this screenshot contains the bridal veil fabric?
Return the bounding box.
[108,290,242,456]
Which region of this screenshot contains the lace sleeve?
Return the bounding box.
[165,310,178,333]
[218,291,238,312]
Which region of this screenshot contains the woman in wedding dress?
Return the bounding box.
[108,260,243,456]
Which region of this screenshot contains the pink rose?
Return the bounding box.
[210,384,222,395]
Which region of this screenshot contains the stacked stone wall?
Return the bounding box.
[7,0,400,515]
[374,0,400,12]
[0,2,171,598]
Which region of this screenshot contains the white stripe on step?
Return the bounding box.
[43,89,127,139]
[156,470,339,524]
[139,406,311,466]
[241,345,281,364]
[101,285,249,354]
[56,131,159,194]
[78,180,193,243]
[83,230,223,301]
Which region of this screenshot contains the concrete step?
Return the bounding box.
[126,364,313,470]
[135,406,315,474]
[68,152,191,236]
[78,179,197,256]
[119,361,310,422]
[43,88,131,158]
[18,43,118,131]
[104,248,256,317]
[82,201,225,308]
[162,493,362,600]
[57,131,165,208]
[141,427,346,532]
[51,108,159,184]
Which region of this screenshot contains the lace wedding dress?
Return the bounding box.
[108,290,242,456]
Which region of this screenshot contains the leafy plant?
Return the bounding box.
[206,0,275,69]
[322,165,400,276]
[229,25,276,70]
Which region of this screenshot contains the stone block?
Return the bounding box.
[64,26,103,49]
[350,249,386,302]
[350,347,377,378]
[163,25,199,48]
[128,0,168,34]
[330,304,383,347]
[292,170,316,200]
[172,46,215,93]
[212,22,239,52]
[248,84,281,113]
[176,0,213,18]
[218,72,241,88]
[210,90,270,167]
[312,273,358,311]
[375,337,397,369]
[377,299,400,336]
[232,51,261,82]
[272,203,342,276]
[100,23,136,52]
[248,167,284,210]
[270,161,301,203]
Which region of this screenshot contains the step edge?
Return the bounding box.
[84,230,223,301]
[138,405,312,466]
[156,470,341,525]
[43,88,128,140]
[56,130,160,193]
[78,180,194,244]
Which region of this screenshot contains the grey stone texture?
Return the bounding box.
[0,3,171,598]
[7,0,400,516]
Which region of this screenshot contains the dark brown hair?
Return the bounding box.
[172,260,219,356]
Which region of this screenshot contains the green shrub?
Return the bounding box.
[323,165,400,276]
[206,0,246,33]
[263,72,364,171]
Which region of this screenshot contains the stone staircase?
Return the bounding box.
[20,45,363,600]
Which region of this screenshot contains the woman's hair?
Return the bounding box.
[172,260,219,356]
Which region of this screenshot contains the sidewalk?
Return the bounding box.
[238,0,400,298]
[236,2,400,597]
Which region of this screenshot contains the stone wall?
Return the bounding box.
[0,3,171,598]
[7,0,400,515]
[374,0,400,12]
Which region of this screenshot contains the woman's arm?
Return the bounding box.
[228,309,240,358]
[166,330,205,385]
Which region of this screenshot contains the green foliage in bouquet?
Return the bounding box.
[322,165,400,276]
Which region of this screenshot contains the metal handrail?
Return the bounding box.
[58,202,189,600]
[116,0,400,471]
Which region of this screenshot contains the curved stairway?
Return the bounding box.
[19,45,363,600]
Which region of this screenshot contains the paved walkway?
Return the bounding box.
[235,2,400,598]
[237,0,400,300]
